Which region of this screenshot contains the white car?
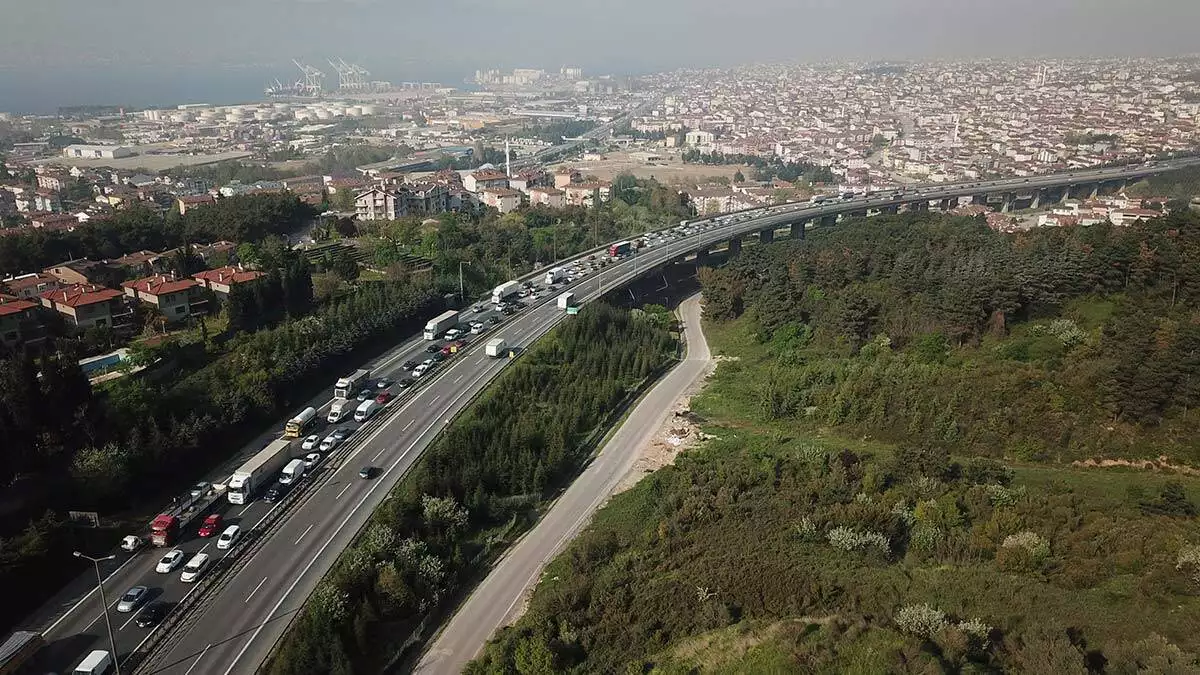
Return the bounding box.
[444,328,461,340]
[470,322,484,334]
[216,525,241,550]
[155,549,185,574]
[120,535,143,552]
[319,435,340,452]
[180,553,210,583]
[304,452,322,468]
[301,435,320,451]
[412,364,428,378]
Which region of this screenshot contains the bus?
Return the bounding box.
[284,407,318,438]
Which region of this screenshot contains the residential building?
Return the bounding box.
[481,188,523,214]
[192,266,266,297]
[39,283,129,329]
[34,191,62,212]
[562,182,612,207]
[528,186,565,208]
[29,213,78,231]
[685,130,715,147]
[36,173,69,192]
[177,194,216,215]
[61,145,135,160]
[2,272,62,300]
[355,184,450,220]
[112,250,166,277]
[463,170,509,193]
[0,295,44,347]
[355,187,405,221]
[43,259,119,286]
[121,274,201,321]
[553,168,582,188]
[194,241,237,262]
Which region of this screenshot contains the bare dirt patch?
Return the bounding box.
[1071,455,1200,476]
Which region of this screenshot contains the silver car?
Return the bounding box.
[116,585,148,613]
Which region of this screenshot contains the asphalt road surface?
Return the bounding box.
[415,294,712,673]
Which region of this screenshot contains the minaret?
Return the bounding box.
[505,139,511,178]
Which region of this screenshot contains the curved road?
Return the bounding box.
[416,294,712,673]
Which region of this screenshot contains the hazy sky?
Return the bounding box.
[1,0,1198,111]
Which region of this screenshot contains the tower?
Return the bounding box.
[505,139,511,178]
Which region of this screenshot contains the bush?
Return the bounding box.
[894,604,948,639]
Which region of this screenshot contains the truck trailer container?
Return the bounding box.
[334,369,371,399]
[0,630,44,675]
[327,398,352,423]
[424,310,460,340]
[557,292,576,310]
[544,267,567,285]
[608,241,632,257]
[283,407,318,438]
[149,514,180,547]
[227,439,295,504]
[485,337,508,358]
[491,280,521,305]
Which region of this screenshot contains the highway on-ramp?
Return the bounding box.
[416,294,713,673]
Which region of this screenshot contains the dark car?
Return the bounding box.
[487,316,501,325]
[359,466,377,479]
[375,379,393,390]
[397,378,414,389]
[356,388,372,401]
[425,343,442,353]
[264,481,290,503]
[402,360,417,370]
[136,602,170,628]
[431,351,447,362]
[331,427,352,441]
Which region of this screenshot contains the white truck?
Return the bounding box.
[227,439,294,505]
[327,398,352,423]
[485,337,508,358]
[278,458,305,485]
[334,369,370,400]
[544,267,567,285]
[491,280,521,305]
[354,399,379,423]
[557,292,576,311]
[424,310,460,340]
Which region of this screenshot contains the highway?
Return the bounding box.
[416,294,713,673]
[30,156,1199,674]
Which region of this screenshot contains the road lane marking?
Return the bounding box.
[237,503,253,516]
[119,609,138,631]
[246,577,269,603]
[250,502,282,530]
[454,375,463,384]
[403,420,413,431]
[294,525,313,545]
[185,644,213,675]
[336,483,353,500]
[43,551,139,636]
[199,542,211,555]
[430,395,439,404]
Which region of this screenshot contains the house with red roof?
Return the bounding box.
[192,265,266,297]
[176,194,216,215]
[0,295,44,346]
[2,272,63,300]
[121,274,201,321]
[39,283,129,329]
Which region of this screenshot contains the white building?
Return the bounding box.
[61,145,135,160]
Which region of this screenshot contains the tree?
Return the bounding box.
[332,188,356,212]
[330,251,360,282]
[733,169,746,183]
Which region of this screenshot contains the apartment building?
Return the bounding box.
[121,274,201,321]
[39,283,129,329]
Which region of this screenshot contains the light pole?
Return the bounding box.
[74,551,121,675]
[458,260,471,305]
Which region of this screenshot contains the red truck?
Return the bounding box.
[149,514,180,547]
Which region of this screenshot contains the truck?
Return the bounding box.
[424,310,460,340]
[354,399,379,423]
[228,439,294,505]
[283,407,318,439]
[334,369,370,399]
[0,630,44,675]
[149,514,180,547]
[544,266,567,285]
[491,280,521,305]
[557,292,576,311]
[608,240,632,257]
[485,337,508,358]
[327,398,352,423]
[278,458,305,485]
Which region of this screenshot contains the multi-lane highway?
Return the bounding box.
[31,157,1200,674]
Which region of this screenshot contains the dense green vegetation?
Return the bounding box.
[473,210,1200,673]
[266,304,677,675]
[0,192,315,277]
[522,120,598,144]
[679,150,836,184]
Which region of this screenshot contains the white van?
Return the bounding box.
[278,458,305,485]
[180,552,210,583]
[73,650,113,675]
[354,399,378,423]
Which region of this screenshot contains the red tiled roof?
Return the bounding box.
[178,194,216,205]
[470,170,508,181]
[121,274,198,296]
[40,283,123,308]
[0,297,37,317]
[4,273,60,293]
[193,266,265,286]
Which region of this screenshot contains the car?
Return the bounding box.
[198,514,222,537]
[116,585,148,613]
[470,322,484,334]
[190,481,211,499]
[412,365,428,378]
[402,360,417,370]
[331,427,351,441]
[432,351,447,362]
[356,388,372,402]
[453,340,467,351]
[216,525,241,550]
[120,535,143,552]
[155,549,185,574]
[136,601,170,628]
[304,452,322,468]
[487,316,501,325]
[500,307,514,316]
[471,303,484,313]
[521,280,534,288]
[180,553,210,583]
[425,343,442,353]
[301,434,320,451]
[319,434,340,452]
[376,391,394,404]
[264,481,289,503]
[359,466,377,479]
[375,378,393,389]
[445,328,462,340]
[397,378,414,389]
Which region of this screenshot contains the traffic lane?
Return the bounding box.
[155,355,519,675]
[155,304,569,673]
[416,296,710,672]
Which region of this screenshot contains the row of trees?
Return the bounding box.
[679,149,836,183]
[265,303,677,674]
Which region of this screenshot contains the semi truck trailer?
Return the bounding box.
[424,310,460,340]
[227,439,295,505]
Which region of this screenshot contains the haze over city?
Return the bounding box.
[3,0,1200,111]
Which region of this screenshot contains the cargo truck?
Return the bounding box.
[334,369,370,399]
[284,407,317,438]
[485,337,508,358]
[608,241,632,257]
[279,458,305,485]
[327,398,352,423]
[0,631,44,675]
[491,280,521,305]
[557,292,575,311]
[354,399,379,423]
[544,267,567,285]
[424,310,460,340]
[227,439,294,505]
[149,514,180,547]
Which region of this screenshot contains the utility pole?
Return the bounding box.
[458,260,471,304]
[75,551,121,675]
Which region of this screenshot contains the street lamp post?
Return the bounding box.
[458,261,471,305]
[74,551,121,675]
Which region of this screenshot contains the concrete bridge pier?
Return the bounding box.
[820,214,837,227]
[1030,190,1041,210]
[1089,183,1099,200]
[940,198,954,211]
[790,220,807,239]
[1060,186,1072,204]
[728,237,742,255]
[882,204,900,214]
[759,228,774,244]
[999,193,1014,213]
[695,247,710,265]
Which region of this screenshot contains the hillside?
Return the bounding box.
[469,212,1200,674]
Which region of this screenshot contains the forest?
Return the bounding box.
[265,303,677,675]
[472,209,1200,673]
